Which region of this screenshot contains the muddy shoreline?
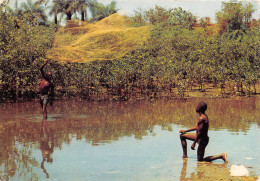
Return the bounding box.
[1,84,259,104]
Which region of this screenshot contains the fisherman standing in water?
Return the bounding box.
[39,59,54,120]
[179,101,228,162]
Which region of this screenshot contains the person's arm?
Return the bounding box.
[191,118,204,150]
[179,127,197,134]
[40,59,48,78]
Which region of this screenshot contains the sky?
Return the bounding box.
[2,0,260,23]
[101,0,260,22]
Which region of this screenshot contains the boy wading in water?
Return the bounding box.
[39,59,54,120]
[179,101,228,162]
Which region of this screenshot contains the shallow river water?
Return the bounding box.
[0,97,259,181]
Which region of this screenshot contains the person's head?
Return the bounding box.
[195,101,207,114]
[46,71,52,79]
[47,157,53,163]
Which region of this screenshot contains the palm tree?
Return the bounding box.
[49,0,64,24]
[21,0,47,24]
[36,0,75,23]
[36,0,63,25]
[75,0,89,21]
[62,0,78,21]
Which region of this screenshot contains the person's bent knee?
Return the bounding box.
[180,134,185,140]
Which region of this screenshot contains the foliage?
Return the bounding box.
[5,0,47,26]
[74,0,90,21]
[20,0,47,24]
[127,9,146,27]
[199,17,211,28]
[128,6,197,30]
[0,7,55,101]
[45,22,258,100]
[36,0,117,24]
[89,0,119,21]
[216,1,255,35]
[168,7,197,30]
[48,0,64,24]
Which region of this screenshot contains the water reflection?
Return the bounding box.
[180,159,230,180]
[0,97,259,180]
[40,120,54,178]
[180,158,259,180]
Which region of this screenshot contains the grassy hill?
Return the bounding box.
[47,13,150,62]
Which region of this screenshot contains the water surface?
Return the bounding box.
[0,97,259,180]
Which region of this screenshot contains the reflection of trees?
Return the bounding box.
[0,97,259,180]
[206,98,258,133]
[40,121,54,178]
[165,98,259,133]
[180,159,229,180]
[0,121,41,181]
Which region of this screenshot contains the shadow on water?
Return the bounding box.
[0,97,259,180]
[27,114,64,122]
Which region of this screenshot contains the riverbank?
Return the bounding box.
[1,81,259,103]
[184,82,260,99]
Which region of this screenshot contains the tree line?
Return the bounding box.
[3,0,118,25]
[0,1,259,102]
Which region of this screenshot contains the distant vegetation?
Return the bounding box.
[0,0,259,102]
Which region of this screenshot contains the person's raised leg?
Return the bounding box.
[180,133,196,158]
[40,98,43,110]
[203,152,228,162]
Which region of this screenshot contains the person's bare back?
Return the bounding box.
[194,113,209,147]
[39,77,51,95]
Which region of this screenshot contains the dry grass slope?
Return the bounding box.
[47,13,150,62]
